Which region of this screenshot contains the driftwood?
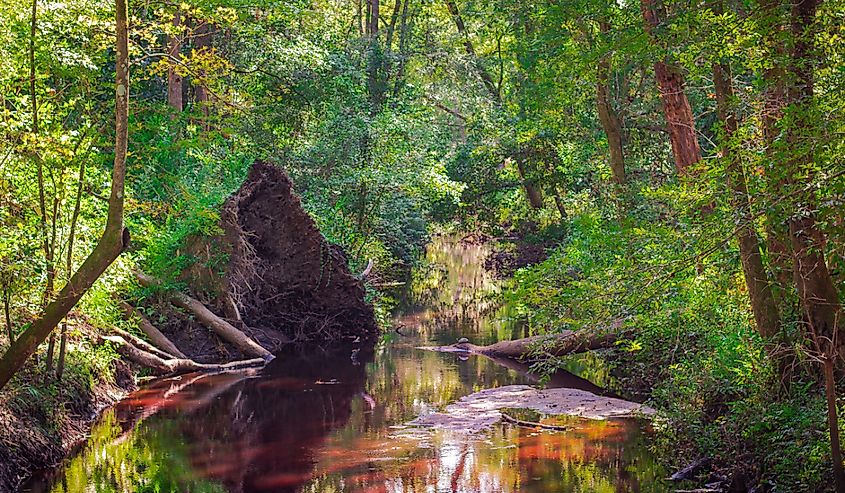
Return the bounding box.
[136,271,272,360]
[500,412,571,431]
[669,457,712,482]
[424,331,617,361]
[118,301,186,358]
[101,335,266,375]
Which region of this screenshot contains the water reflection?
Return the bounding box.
[27,236,669,493]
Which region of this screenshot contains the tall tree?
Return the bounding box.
[0,0,131,391]
[711,41,780,339]
[781,0,842,359]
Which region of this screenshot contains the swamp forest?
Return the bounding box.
[0,0,844,491]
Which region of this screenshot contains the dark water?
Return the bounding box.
[25,236,670,493]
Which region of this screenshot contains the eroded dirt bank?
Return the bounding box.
[0,356,135,492]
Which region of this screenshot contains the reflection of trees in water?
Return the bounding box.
[175,345,373,493]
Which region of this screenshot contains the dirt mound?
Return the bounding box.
[189,161,377,349]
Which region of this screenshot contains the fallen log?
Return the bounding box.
[137,271,273,360]
[118,301,186,358]
[422,331,617,361]
[111,327,177,361]
[101,335,266,375]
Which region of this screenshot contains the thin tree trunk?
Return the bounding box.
[759,0,794,304]
[57,155,87,381]
[783,0,842,359]
[167,10,183,112]
[118,301,186,358]
[2,286,11,344]
[824,357,845,492]
[193,21,211,124]
[444,0,500,103]
[596,21,626,186]
[640,0,701,175]
[516,157,543,209]
[391,0,411,98]
[0,0,130,391]
[712,49,780,339]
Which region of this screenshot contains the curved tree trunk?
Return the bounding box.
[0,0,130,391]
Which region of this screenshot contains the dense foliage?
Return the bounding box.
[1,0,844,490]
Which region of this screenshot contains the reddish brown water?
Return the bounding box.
[26,237,670,493]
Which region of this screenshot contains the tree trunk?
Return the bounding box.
[640,0,701,175]
[759,0,794,302]
[57,155,86,381]
[193,21,211,124]
[427,331,617,361]
[2,287,11,345]
[784,0,842,359]
[136,272,273,359]
[444,0,500,103]
[596,21,626,186]
[712,57,780,339]
[118,301,186,358]
[825,357,845,492]
[0,0,130,391]
[167,10,183,112]
[516,158,543,209]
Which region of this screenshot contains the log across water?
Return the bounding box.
[421,331,617,361]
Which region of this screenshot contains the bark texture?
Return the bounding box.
[640,0,701,175]
[428,331,617,361]
[167,10,183,112]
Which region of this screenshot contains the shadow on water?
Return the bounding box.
[26,235,670,493]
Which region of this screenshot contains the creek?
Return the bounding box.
[24,236,670,493]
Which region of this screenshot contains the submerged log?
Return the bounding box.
[424,331,617,361]
[137,271,273,360]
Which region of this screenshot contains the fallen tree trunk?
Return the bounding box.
[101,335,266,375]
[424,331,617,361]
[137,271,273,360]
[118,301,186,358]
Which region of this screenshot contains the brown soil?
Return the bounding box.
[0,348,135,491]
[183,161,377,354]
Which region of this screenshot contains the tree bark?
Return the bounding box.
[596,21,626,186]
[193,21,212,124]
[167,10,183,112]
[444,0,500,103]
[119,301,186,358]
[428,331,617,361]
[516,157,543,209]
[783,0,842,359]
[712,56,780,339]
[0,0,130,391]
[136,272,273,359]
[640,0,701,175]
